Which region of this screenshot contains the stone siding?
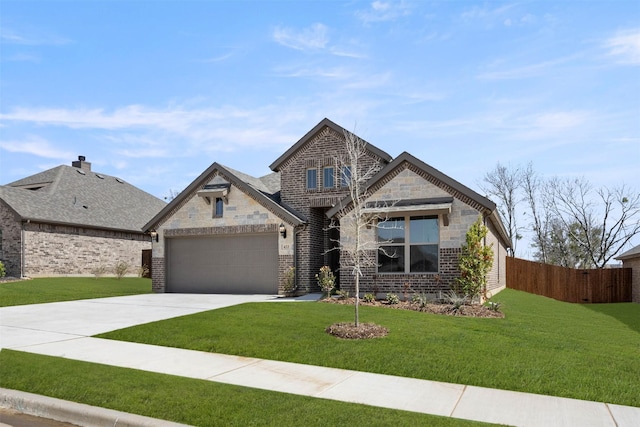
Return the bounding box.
[0,201,22,277]
[22,222,150,277]
[151,171,294,293]
[336,164,487,297]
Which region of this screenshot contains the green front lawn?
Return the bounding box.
[99,289,640,407]
[0,277,151,307]
[0,350,493,426]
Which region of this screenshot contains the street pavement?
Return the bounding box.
[1,293,638,427]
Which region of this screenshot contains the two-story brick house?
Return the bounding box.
[145,118,510,296]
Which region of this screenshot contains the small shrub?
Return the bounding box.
[316,266,336,298]
[136,265,150,278]
[411,292,431,308]
[0,261,6,278]
[444,290,468,309]
[91,265,107,279]
[113,261,129,280]
[335,289,350,300]
[486,301,502,312]
[282,267,296,296]
[386,293,399,305]
[362,293,376,303]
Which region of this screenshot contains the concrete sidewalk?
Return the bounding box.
[1,294,639,427]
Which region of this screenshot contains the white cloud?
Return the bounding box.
[604,29,640,65]
[476,54,580,80]
[0,103,308,160]
[0,135,74,160]
[3,53,41,63]
[272,23,329,51]
[0,27,71,46]
[356,1,411,23]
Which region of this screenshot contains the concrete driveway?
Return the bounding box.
[0,293,276,350]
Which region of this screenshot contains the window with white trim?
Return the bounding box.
[378,215,439,273]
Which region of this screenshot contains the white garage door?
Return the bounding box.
[166,233,278,294]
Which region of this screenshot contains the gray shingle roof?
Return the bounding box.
[144,162,304,232]
[615,244,640,261]
[1,165,166,232]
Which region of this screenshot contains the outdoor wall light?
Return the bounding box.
[279,223,287,238]
[150,230,159,242]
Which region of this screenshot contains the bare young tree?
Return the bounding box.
[522,163,550,263]
[546,178,640,267]
[480,163,523,256]
[331,130,384,327]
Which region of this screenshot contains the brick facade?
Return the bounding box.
[149,119,510,297]
[1,200,151,278]
[277,127,386,291]
[21,222,150,277]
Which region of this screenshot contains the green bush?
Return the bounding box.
[455,216,494,301]
[385,293,399,305]
[335,289,350,300]
[315,266,336,298]
[362,293,376,303]
[0,261,5,278]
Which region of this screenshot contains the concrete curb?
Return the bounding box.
[0,388,193,427]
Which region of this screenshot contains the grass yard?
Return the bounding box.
[0,350,494,427]
[0,277,151,307]
[99,289,640,407]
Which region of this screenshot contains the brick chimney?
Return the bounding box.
[72,155,91,171]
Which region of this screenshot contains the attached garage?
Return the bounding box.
[166,233,278,294]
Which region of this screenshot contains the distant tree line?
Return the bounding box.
[480,163,640,268]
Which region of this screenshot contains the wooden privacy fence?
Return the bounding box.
[506,257,632,303]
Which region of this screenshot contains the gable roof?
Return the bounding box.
[1,165,166,233]
[615,244,640,261]
[326,151,511,248]
[269,118,393,172]
[143,162,305,232]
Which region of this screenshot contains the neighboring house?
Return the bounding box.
[146,118,510,297]
[615,245,640,303]
[0,156,166,278]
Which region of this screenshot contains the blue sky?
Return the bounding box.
[1,1,639,257]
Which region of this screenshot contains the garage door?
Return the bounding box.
[166,233,278,294]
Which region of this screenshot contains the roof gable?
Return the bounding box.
[326,151,511,247]
[269,118,392,172]
[1,165,166,232]
[144,163,304,231]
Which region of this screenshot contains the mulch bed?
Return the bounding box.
[323,296,504,339]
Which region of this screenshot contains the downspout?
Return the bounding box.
[293,224,302,290]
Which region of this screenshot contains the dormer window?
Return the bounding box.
[306,168,317,190]
[323,167,334,188]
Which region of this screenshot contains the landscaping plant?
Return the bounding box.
[455,216,494,301]
[315,265,336,298]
